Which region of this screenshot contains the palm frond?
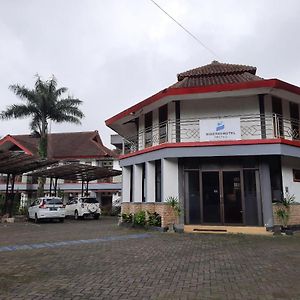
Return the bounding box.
[1,104,35,120]
[9,85,36,102]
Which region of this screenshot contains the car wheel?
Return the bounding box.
[59,218,64,223]
[74,210,79,220]
[34,213,39,223]
[94,214,100,220]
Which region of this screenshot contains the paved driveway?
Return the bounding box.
[0,217,300,300]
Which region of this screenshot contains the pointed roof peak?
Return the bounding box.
[177,61,257,81]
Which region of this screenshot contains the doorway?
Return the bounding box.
[185,170,244,225]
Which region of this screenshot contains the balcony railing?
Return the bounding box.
[122,114,300,154]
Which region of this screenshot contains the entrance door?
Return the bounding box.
[202,172,221,223]
[201,170,243,224]
[223,171,243,224]
[185,171,201,224]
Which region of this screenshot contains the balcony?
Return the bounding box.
[123,114,300,154]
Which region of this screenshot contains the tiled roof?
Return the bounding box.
[5,131,116,159]
[177,61,257,80]
[171,72,263,88]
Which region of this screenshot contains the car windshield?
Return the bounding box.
[44,198,63,205]
[82,198,98,204]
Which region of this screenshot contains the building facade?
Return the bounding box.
[0,131,121,211]
[106,61,300,229]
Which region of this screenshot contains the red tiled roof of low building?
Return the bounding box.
[4,131,116,159]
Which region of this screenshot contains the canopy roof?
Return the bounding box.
[26,162,122,182]
[0,151,57,175]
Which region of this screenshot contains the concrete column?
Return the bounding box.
[122,166,131,203]
[133,164,143,202]
[161,158,179,202]
[146,161,155,202]
[259,161,274,228]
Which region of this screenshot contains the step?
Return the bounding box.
[184,225,272,235]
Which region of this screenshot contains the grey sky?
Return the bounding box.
[0,0,300,146]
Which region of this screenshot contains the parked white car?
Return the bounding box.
[65,197,101,220]
[28,197,65,223]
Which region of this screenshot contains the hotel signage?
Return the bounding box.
[199,117,241,141]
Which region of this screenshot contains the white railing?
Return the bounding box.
[122,114,300,154]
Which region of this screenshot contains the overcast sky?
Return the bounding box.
[0,0,300,146]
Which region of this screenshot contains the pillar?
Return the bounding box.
[122,166,131,203]
[161,158,179,202]
[133,164,143,202]
[259,161,274,228]
[146,161,155,202]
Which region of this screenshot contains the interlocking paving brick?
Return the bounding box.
[0,217,300,299]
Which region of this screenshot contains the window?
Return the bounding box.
[293,169,300,182]
[144,112,153,147]
[155,160,161,202]
[159,105,168,143]
[290,102,300,140]
[272,97,283,137]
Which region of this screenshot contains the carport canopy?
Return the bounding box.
[0,151,57,175]
[26,162,122,182]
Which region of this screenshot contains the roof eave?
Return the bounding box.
[106,79,300,127]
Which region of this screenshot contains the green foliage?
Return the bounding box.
[165,196,181,216]
[1,75,84,158]
[122,213,133,223]
[275,193,295,227]
[111,206,121,216]
[147,211,161,227]
[133,211,146,226]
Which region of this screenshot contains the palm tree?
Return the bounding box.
[1,75,84,196]
[1,75,84,158]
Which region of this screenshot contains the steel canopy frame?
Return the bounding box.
[26,162,122,197]
[0,151,58,217]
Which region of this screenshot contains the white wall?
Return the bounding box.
[281,156,300,202]
[161,158,179,201]
[180,95,260,142]
[180,95,259,118]
[145,161,155,202]
[122,166,131,203]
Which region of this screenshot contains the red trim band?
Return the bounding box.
[119,138,300,160]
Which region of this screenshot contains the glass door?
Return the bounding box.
[223,171,243,224]
[202,171,221,223]
[184,171,201,224]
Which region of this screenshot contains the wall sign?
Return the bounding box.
[199,117,241,141]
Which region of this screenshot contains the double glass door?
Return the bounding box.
[185,170,244,225]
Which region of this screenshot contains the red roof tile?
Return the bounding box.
[171,72,263,88]
[1,131,116,159]
[177,61,257,81]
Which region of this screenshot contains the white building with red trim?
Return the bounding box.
[106,61,300,230]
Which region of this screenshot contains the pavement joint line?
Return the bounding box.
[0,233,152,252]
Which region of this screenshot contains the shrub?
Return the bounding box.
[165,196,181,216]
[275,193,295,228]
[122,213,133,223]
[111,206,121,216]
[133,211,146,226]
[147,211,161,227]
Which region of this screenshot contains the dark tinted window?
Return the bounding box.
[82,198,98,204]
[45,198,63,205]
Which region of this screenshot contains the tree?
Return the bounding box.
[1,75,84,157]
[1,75,84,195]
